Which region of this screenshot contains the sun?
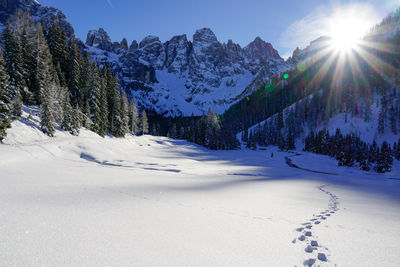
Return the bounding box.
[327,11,373,52]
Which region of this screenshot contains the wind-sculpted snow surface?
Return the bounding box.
[0,116,400,266]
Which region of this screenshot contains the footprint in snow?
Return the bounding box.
[298,235,306,241]
[303,258,316,266]
[314,221,320,224]
[305,245,314,253]
[305,231,312,237]
[318,253,327,262]
[311,240,318,247]
[296,227,304,232]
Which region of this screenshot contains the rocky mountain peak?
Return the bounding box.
[244,36,282,63]
[193,28,218,43]
[139,35,161,49]
[86,28,113,50]
[129,40,138,50]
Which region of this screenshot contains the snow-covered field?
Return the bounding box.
[1,115,400,266]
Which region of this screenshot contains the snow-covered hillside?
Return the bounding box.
[85,28,291,116]
[1,110,400,266]
[241,93,399,147]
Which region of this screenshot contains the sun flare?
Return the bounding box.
[327,11,374,52]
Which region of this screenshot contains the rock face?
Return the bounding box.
[0,0,74,37]
[86,27,291,115]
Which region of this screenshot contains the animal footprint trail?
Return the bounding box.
[292,185,340,266]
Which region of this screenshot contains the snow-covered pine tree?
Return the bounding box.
[129,98,139,135]
[98,73,109,136]
[82,99,93,129]
[46,23,68,87]
[120,92,129,135]
[20,30,36,104]
[67,39,82,108]
[140,110,149,135]
[6,11,38,103]
[61,90,74,134]
[88,62,102,135]
[40,81,55,136]
[107,75,123,136]
[72,106,82,133]
[80,52,91,109]
[204,109,221,149]
[0,50,12,142]
[3,23,24,117]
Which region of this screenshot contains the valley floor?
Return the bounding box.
[1,118,400,266]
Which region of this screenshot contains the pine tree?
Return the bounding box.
[357,145,371,171]
[129,98,139,135]
[61,91,74,134]
[98,74,109,136]
[169,123,177,138]
[368,141,379,164]
[0,50,12,142]
[82,99,93,129]
[3,23,24,117]
[72,107,82,135]
[20,30,36,104]
[120,93,129,135]
[67,39,82,108]
[87,63,102,134]
[140,110,149,135]
[12,89,22,117]
[107,75,124,137]
[34,23,57,104]
[46,23,68,87]
[40,82,55,136]
[205,109,221,149]
[375,141,393,173]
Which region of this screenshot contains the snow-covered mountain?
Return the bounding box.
[85,28,292,116]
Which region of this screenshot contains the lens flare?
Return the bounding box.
[327,9,373,53]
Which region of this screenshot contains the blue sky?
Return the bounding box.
[39,0,398,57]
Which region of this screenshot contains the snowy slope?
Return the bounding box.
[240,93,399,147]
[1,111,400,266]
